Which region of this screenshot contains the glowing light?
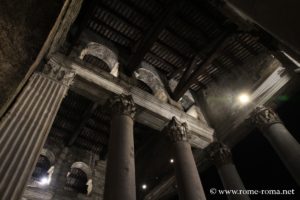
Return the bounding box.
[238,93,250,105]
[142,184,147,190]
[170,158,174,164]
[38,177,50,185]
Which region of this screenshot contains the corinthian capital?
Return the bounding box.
[250,106,281,130]
[205,142,232,167]
[109,94,136,119]
[43,62,75,86]
[165,117,188,142]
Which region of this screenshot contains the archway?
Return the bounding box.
[65,162,93,195]
[80,42,119,77]
[32,149,55,185]
[134,62,169,102]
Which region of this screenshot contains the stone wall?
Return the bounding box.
[22,140,106,200]
[0,0,62,116]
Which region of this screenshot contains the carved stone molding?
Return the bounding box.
[165,117,189,142]
[109,94,136,119]
[205,142,232,167]
[250,106,282,130]
[43,62,76,86]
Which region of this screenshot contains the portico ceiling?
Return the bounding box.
[68,0,269,101]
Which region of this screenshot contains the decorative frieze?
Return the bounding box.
[165,117,189,142]
[206,142,232,167]
[109,94,136,119]
[250,106,281,130]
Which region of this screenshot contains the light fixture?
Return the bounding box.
[238,93,250,105]
[170,158,174,164]
[38,176,50,185]
[142,184,147,190]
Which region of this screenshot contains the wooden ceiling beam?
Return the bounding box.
[125,0,179,74]
[146,52,176,73]
[172,33,233,101]
[164,27,199,53]
[237,39,259,55]
[67,102,98,146]
[120,0,155,22]
[89,16,134,42]
[96,1,144,33]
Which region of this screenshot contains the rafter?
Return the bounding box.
[172,33,233,101]
[96,1,144,34]
[67,102,99,146]
[125,0,179,74]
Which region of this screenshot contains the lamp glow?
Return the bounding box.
[170,158,174,164]
[142,184,147,190]
[38,176,50,185]
[238,93,250,105]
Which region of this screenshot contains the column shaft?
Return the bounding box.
[173,141,206,200]
[264,123,300,185]
[251,106,300,185]
[218,164,250,200]
[166,117,206,200]
[104,95,136,200]
[206,142,250,200]
[0,73,69,200]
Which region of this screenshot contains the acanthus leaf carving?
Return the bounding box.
[43,61,76,86]
[205,142,232,167]
[109,94,136,119]
[165,117,189,142]
[250,106,281,130]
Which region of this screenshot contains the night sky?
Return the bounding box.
[173,88,300,200]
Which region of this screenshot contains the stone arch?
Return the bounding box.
[80,42,119,77]
[169,79,195,109]
[65,162,93,195]
[134,62,169,102]
[32,149,55,185]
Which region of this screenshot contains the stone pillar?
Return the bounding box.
[0,63,75,200]
[104,94,136,200]
[251,106,300,185]
[206,142,250,200]
[165,117,206,200]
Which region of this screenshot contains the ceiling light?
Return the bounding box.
[170,158,174,164]
[38,176,50,185]
[238,93,250,105]
[142,184,147,190]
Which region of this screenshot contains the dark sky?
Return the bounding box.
[172,89,300,200]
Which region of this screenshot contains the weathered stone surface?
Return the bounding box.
[250,106,281,130]
[0,0,62,117]
[165,117,188,142]
[205,142,232,167]
[200,53,289,145]
[109,94,136,119]
[23,143,106,200]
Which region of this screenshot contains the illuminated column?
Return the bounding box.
[166,117,206,200]
[206,142,250,200]
[104,94,136,200]
[251,106,300,185]
[0,63,75,200]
